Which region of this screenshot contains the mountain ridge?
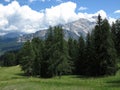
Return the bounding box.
[18,18,96,42]
[0,18,96,54]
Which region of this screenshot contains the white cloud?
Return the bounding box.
[0,1,44,33]
[78,10,107,22]
[4,0,10,2]
[114,10,120,14]
[45,1,78,26]
[108,17,116,25]
[0,1,116,34]
[77,10,116,24]
[79,6,88,11]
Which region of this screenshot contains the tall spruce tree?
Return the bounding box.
[92,15,117,76]
[111,22,116,42]
[44,26,54,77]
[68,38,78,74]
[75,36,85,75]
[31,38,44,77]
[112,20,120,58]
[85,32,95,76]
[20,40,36,76]
[48,26,72,77]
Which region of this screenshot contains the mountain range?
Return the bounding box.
[18,18,96,42]
[0,18,96,54]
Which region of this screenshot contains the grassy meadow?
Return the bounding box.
[0,65,120,90]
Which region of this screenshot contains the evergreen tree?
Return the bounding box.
[43,26,54,77]
[111,22,116,42]
[68,38,74,60]
[112,20,120,57]
[92,15,117,76]
[31,38,44,77]
[75,36,85,75]
[3,52,16,66]
[85,32,95,76]
[48,26,72,77]
[0,50,18,66]
[18,18,118,77]
[68,38,78,74]
[20,40,36,76]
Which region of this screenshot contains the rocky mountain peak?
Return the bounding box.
[18,18,96,42]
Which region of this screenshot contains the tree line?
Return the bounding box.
[0,15,120,78]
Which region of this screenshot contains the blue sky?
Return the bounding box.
[1,0,120,18]
[0,0,120,35]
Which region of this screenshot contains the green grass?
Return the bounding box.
[0,66,120,90]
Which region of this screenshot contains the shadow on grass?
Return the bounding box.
[72,75,92,79]
[71,75,105,79]
[11,73,30,79]
[15,73,26,76]
[106,80,120,87]
[14,73,50,79]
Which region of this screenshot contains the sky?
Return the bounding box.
[0,0,120,35]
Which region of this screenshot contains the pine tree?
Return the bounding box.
[111,22,116,42]
[112,20,120,57]
[48,26,72,77]
[43,26,54,77]
[31,38,44,77]
[2,52,16,66]
[92,15,117,76]
[75,36,85,75]
[68,38,78,74]
[20,40,36,76]
[85,32,95,76]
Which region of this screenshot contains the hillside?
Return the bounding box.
[0,37,22,55]
[0,66,120,90]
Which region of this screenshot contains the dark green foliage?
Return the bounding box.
[47,26,72,77]
[68,38,78,74]
[73,15,117,76]
[91,15,117,76]
[19,26,72,78]
[0,50,19,66]
[75,36,86,75]
[84,32,95,76]
[1,53,15,66]
[32,38,44,76]
[19,41,36,76]
[111,20,120,58]
[43,26,54,77]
